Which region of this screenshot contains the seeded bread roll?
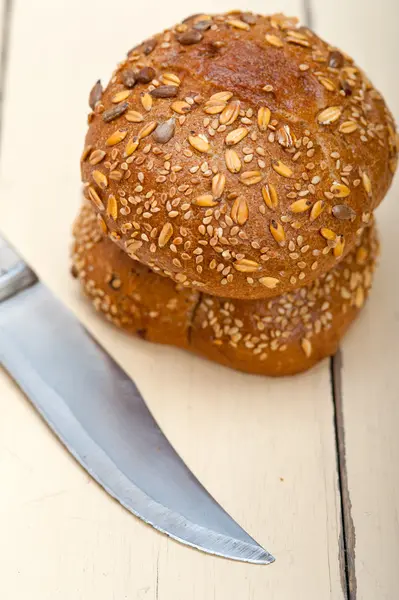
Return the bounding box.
[72,204,378,376]
[72,203,198,347]
[81,11,396,300]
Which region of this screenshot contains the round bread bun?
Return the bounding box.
[72,203,197,348]
[81,11,396,300]
[72,203,379,376]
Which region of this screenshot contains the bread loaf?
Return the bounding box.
[81,11,396,300]
[72,204,197,348]
[72,203,378,376]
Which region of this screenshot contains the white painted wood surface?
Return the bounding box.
[0,0,397,598]
[0,2,343,599]
[314,2,399,598]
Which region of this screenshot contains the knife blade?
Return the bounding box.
[0,236,274,565]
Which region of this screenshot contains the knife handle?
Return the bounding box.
[0,236,37,302]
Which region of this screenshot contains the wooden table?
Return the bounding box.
[0,1,397,598]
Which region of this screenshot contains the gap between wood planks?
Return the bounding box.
[301,1,358,597]
[0,0,13,160]
[331,352,357,600]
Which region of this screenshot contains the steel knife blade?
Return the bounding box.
[0,235,274,565]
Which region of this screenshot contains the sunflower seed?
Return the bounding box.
[332,204,356,220]
[225,149,242,173]
[89,80,103,109]
[176,30,203,45]
[328,50,344,69]
[241,12,257,24]
[193,19,213,31]
[150,85,179,98]
[103,102,129,122]
[122,69,137,88]
[153,119,175,144]
[158,223,173,247]
[340,76,353,96]
[142,38,157,55]
[136,67,156,84]
[231,198,249,225]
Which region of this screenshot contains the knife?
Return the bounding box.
[0,235,274,565]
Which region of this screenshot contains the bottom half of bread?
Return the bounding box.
[72,203,379,376]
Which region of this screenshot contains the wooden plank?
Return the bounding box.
[0,1,345,598]
[0,0,9,127]
[312,2,399,598]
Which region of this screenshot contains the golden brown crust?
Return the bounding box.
[72,203,379,376]
[72,204,199,347]
[81,11,396,300]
